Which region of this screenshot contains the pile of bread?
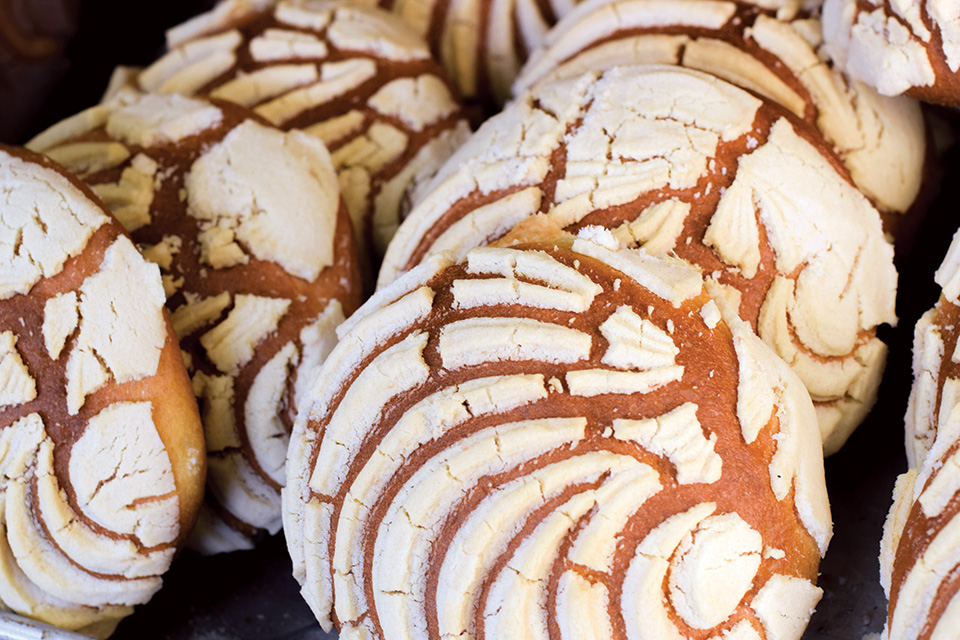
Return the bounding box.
[0,0,958,637]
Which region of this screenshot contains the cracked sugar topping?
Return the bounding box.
[382,64,897,455]
[283,235,831,640]
[883,228,960,640]
[0,145,205,637]
[513,0,926,223]
[136,0,470,260]
[822,0,960,106]
[28,91,363,555]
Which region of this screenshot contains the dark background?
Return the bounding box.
[4,2,959,638]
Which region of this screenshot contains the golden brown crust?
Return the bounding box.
[284,235,831,639]
[28,93,364,554]
[0,143,205,633]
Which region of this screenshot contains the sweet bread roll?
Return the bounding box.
[134,0,470,261]
[882,229,960,639]
[381,65,897,455]
[514,0,926,233]
[27,91,362,554]
[284,232,832,640]
[823,0,960,106]
[0,145,205,636]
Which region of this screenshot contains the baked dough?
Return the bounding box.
[0,145,205,636]
[823,0,960,105]
[135,0,470,262]
[381,65,898,455]
[284,230,832,640]
[28,91,362,554]
[514,0,926,232]
[883,228,960,639]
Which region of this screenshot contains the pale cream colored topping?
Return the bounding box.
[613,403,722,485]
[209,64,319,108]
[65,238,167,414]
[41,293,78,361]
[91,154,159,233]
[513,0,925,215]
[140,235,182,272]
[370,421,589,633]
[275,0,334,31]
[286,238,831,638]
[245,342,298,485]
[823,0,936,96]
[565,465,663,573]
[483,493,598,639]
[669,513,763,629]
[327,3,431,62]
[622,503,717,640]
[310,331,431,496]
[435,453,646,638]
[254,59,378,126]
[293,300,345,418]
[104,93,223,147]
[186,120,338,280]
[0,151,109,300]
[335,374,552,613]
[751,575,823,640]
[600,305,679,370]
[207,452,283,533]
[880,470,917,596]
[250,29,330,62]
[611,200,690,255]
[368,76,459,132]
[0,332,36,408]
[193,372,238,452]
[25,105,112,153]
[0,404,179,620]
[571,235,704,307]
[139,31,243,94]
[200,294,292,375]
[44,142,132,176]
[438,317,592,369]
[171,292,232,341]
[69,402,179,547]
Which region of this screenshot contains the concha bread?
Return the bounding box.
[381,64,898,455]
[27,91,362,555]
[0,145,205,636]
[514,0,926,228]
[135,0,470,261]
[822,0,960,106]
[883,228,960,639]
[284,231,832,640]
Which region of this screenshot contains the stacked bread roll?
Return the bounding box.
[823,0,960,106]
[383,63,898,456]
[285,233,832,640]
[0,145,205,636]
[134,0,471,262]
[513,0,926,236]
[880,232,960,639]
[26,91,363,554]
[0,0,945,636]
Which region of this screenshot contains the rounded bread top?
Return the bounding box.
[135,0,470,258]
[881,229,960,639]
[283,232,831,640]
[822,0,960,106]
[28,91,362,554]
[0,145,205,635]
[514,0,926,219]
[381,64,897,455]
